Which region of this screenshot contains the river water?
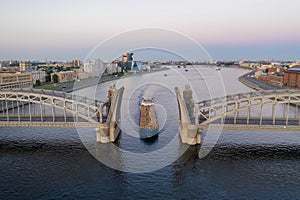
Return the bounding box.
[1,66,300,199]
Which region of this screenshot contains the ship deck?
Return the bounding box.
[140,103,158,129]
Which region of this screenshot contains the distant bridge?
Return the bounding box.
[0,85,124,143]
[176,86,300,145]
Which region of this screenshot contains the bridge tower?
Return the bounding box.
[183,84,195,123]
[96,85,124,143]
[175,85,201,145]
[106,83,116,114]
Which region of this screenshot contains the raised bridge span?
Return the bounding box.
[176,85,300,145]
[0,85,124,143]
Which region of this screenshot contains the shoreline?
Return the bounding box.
[36,67,169,93]
[238,70,287,91]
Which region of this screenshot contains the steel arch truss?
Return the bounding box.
[195,89,300,130]
[0,89,105,127]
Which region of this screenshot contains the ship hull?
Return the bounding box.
[139,98,159,139]
[139,127,159,139]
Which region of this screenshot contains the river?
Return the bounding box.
[1,66,300,199]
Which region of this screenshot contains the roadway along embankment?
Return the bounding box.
[238,70,283,91]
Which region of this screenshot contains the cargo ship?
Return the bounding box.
[139,98,159,138]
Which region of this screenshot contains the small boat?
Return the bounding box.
[139,98,159,138]
[215,67,221,71]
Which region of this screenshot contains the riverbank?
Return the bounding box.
[36,67,169,93]
[239,70,284,91]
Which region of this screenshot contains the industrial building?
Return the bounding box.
[19,61,33,72]
[283,68,300,88]
[122,53,133,62]
[32,70,46,84]
[119,53,143,71]
[50,71,77,83]
[83,59,104,77]
[0,72,33,89]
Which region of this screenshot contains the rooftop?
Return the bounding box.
[53,71,74,74]
[288,68,300,72]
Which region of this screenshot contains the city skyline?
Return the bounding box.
[0,0,300,61]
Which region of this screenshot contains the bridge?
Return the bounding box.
[0,84,124,143]
[176,85,300,145]
[1,83,299,146]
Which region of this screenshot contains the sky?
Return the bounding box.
[0,0,299,61]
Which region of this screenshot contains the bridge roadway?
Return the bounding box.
[199,117,300,131]
[0,115,103,128]
[238,70,282,91]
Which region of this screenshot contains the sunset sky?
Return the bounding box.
[0,0,299,61]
